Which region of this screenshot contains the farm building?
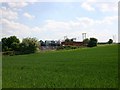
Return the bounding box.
[39,40,60,50]
[61,41,83,46]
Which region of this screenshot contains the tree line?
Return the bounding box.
[1,35,113,55]
[2,36,39,55]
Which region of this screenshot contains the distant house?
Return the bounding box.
[61,41,83,46]
[39,40,60,50]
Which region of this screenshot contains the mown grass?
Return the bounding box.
[2,44,118,88]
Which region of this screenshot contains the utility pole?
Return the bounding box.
[82,33,87,40]
[113,35,116,43]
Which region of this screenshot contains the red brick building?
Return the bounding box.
[61,42,83,46]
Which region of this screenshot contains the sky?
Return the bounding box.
[0,0,119,42]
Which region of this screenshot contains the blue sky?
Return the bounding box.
[0,0,118,42]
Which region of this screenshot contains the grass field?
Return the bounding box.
[0,53,2,89]
[2,44,118,88]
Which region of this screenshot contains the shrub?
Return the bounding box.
[2,36,20,52]
[87,38,98,47]
[83,38,89,46]
[108,39,113,44]
[19,38,39,54]
[2,51,15,56]
[57,46,78,50]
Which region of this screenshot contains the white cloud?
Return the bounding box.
[1,9,117,42]
[23,13,35,19]
[101,16,118,24]
[81,0,96,11]
[8,2,29,8]
[1,19,31,37]
[1,0,118,13]
[0,7,18,20]
[0,0,118,2]
[97,2,118,12]
[81,0,118,12]
[76,17,94,26]
[44,20,71,30]
[0,0,39,2]
[41,16,117,41]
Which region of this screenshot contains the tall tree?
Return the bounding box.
[20,37,39,54]
[108,39,113,44]
[2,37,8,51]
[2,36,20,51]
[7,36,20,48]
[83,38,89,46]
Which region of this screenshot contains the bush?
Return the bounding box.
[87,38,98,47]
[83,38,89,46]
[2,36,40,55]
[57,46,64,50]
[2,36,20,52]
[19,38,39,54]
[57,46,78,50]
[108,39,113,44]
[2,51,15,56]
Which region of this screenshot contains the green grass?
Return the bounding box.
[2,44,118,88]
[0,53,2,89]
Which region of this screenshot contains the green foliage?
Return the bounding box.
[2,36,40,55]
[20,37,39,54]
[65,38,74,42]
[11,42,20,51]
[108,39,113,44]
[2,37,8,51]
[82,38,98,47]
[83,38,89,46]
[7,36,20,48]
[2,51,15,56]
[87,38,98,47]
[65,38,70,42]
[2,36,20,52]
[2,45,118,88]
[57,46,78,50]
[0,41,1,52]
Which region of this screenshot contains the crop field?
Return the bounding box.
[2,44,118,88]
[0,53,2,89]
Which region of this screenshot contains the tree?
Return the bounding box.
[2,36,20,51]
[71,39,74,42]
[83,38,89,46]
[0,41,2,52]
[40,40,45,46]
[108,39,113,44]
[65,38,74,42]
[2,37,8,51]
[65,38,70,42]
[7,36,20,49]
[11,42,20,51]
[87,38,98,47]
[20,37,39,54]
